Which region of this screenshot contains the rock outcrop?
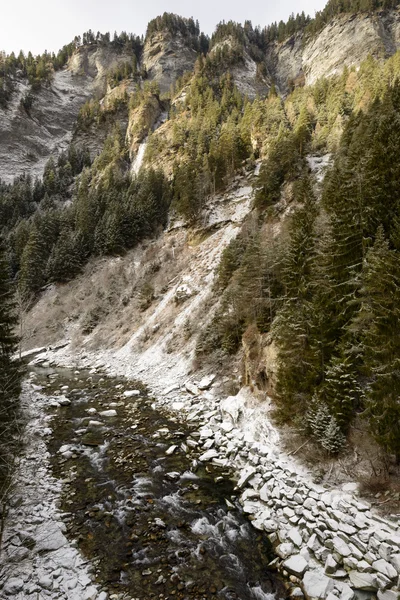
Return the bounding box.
[266,9,400,94]
[142,30,198,94]
[0,44,135,183]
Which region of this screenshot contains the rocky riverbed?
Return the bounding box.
[0,366,286,600]
[2,349,400,600]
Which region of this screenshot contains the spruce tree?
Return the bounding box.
[273,175,322,417]
[356,227,400,461]
[0,243,22,497]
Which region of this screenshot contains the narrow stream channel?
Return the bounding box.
[33,366,287,600]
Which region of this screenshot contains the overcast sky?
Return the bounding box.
[1,0,328,56]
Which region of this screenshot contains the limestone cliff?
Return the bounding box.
[142,31,198,94]
[0,44,135,183]
[266,8,400,94]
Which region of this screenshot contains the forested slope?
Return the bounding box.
[2,3,400,467]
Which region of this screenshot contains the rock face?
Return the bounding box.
[3,10,400,184]
[142,31,198,94]
[0,71,91,183]
[209,38,270,99]
[266,9,400,94]
[0,44,134,183]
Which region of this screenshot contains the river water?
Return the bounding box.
[33,366,286,600]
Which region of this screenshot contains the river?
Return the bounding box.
[28,366,287,600]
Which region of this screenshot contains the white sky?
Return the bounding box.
[1,0,328,56]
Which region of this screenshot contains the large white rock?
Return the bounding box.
[372,559,397,580]
[198,374,215,390]
[377,590,400,600]
[288,528,303,548]
[220,393,244,424]
[348,571,378,591]
[332,536,351,557]
[325,555,338,575]
[185,382,199,395]
[236,467,257,489]
[99,410,117,417]
[123,390,140,397]
[302,570,334,599]
[199,449,219,462]
[259,483,270,502]
[390,553,400,574]
[334,581,355,600]
[276,542,294,559]
[283,554,309,577]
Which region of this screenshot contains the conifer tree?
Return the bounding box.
[356,227,400,461]
[19,224,47,296]
[0,243,22,497]
[274,175,322,416]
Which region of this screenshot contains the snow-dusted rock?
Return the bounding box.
[348,571,378,591]
[199,449,219,461]
[123,389,140,397]
[4,578,24,594]
[198,374,216,390]
[99,409,117,417]
[283,554,309,577]
[302,570,335,599]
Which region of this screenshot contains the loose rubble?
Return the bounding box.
[154,379,400,600]
[0,378,104,600]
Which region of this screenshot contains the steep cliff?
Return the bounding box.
[266,8,400,94]
[0,44,136,183]
[142,30,198,94]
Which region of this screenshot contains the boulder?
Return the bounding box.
[325,555,338,575]
[4,578,24,595]
[302,570,335,599]
[99,410,117,417]
[288,528,303,548]
[372,559,398,580]
[390,553,400,574]
[377,591,400,600]
[199,449,219,462]
[236,467,257,489]
[220,393,244,424]
[276,542,294,559]
[185,381,199,395]
[38,575,53,590]
[283,554,309,577]
[58,395,71,406]
[332,536,351,558]
[123,390,140,397]
[348,571,378,591]
[198,375,215,390]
